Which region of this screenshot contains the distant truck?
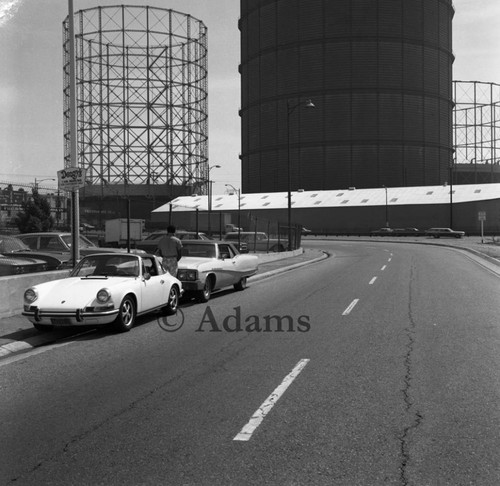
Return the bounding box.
[105,218,144,246]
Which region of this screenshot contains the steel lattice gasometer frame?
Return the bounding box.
[453,81,500,166]
[63,6,208,195]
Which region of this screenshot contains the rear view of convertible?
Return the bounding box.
[23,253,182,332]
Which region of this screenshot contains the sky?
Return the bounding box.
[0,0,499,196]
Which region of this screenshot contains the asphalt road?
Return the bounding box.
[1,240,499,485]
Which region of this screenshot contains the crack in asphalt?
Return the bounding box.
[399,261,424,486]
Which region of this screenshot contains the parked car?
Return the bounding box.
[224,231,286,252]
[177,240,258,302]
[23,252,182,332]
[135,230,210,253]
[17,232,101,255]
[425,227,465,238]
[0,255,48,276]
[370,227,394,236]
[0,234,70,269]
[16,232,137,260]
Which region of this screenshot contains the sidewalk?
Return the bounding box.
[0,248,327,353]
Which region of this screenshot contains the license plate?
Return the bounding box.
[51,318,72,326]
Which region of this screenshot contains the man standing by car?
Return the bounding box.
[156,225,182,276]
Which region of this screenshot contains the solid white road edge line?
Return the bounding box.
[342,299,359,315]
[233,358,310,442]
[369,277,377,285]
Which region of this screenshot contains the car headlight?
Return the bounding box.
[177,269,198,281]
[24,288,38,303]
[97,288,111,303]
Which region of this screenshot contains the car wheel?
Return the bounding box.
[163,285,179,315]
[33,323,54,332]
[197,278,212,302]
[113,294,136,332]
[234,277,247,291]
[271,244,285,252]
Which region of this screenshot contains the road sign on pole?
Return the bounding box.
[57,167,86,192]
[478,211,486,243]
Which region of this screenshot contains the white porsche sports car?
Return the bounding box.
[177,240,258,302]
[23,252,182,332]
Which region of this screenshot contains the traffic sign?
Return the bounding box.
[478,211,486,221]
[58,167,86,192]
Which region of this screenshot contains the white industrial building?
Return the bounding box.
[152,184,500,236]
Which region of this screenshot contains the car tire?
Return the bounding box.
[33,323,54,332]
[163,285,179,315]
[234,277,247,291]
[197,278,212,302]
[271,244,285,252]
[113,294,136,332]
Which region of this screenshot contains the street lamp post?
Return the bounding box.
[225,184,241,250]
[207,164,221,236]
[449,158,455,228]
[287,98,315,251]
[34,178,56,190]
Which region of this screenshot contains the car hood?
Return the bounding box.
[32,276,133,308]
[178,257,215,269]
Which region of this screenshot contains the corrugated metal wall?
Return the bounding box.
[240,0,455,193]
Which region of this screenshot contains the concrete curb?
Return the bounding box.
[249,251,329,283]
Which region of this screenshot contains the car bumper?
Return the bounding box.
[179,280,204,292]
[22,307,119,326]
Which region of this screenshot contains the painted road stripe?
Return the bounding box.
[342,299,359,315]
[369,277,377,285]
[381,265,387,271]
[233,358,310,441]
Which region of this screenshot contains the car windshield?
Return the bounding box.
[0,236,30,252]
[181,243,216,258]
[71,254,140,277]
[61,234,96,248]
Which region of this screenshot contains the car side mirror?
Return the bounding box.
[143,272,151,280]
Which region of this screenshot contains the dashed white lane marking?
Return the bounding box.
[388,257,392,262]
[233,358,310,441]
[369,277,377,285]
[342,299,359,315]
[381,265,387,271]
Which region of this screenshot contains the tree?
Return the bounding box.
[15,188,54,233]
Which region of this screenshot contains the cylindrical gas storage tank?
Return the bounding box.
[240,0,455,193]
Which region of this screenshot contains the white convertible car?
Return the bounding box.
[177,240,258,302]
[23,252,182,332]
